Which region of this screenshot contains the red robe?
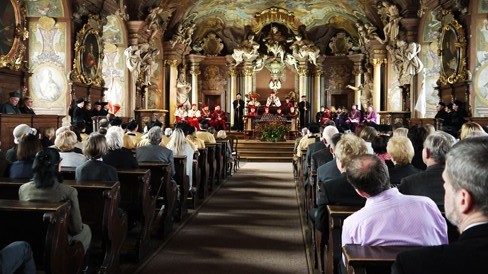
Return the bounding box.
[210,110,227,130]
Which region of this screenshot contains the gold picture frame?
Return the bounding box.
[73,15,103,86]
[438,10,468,85]
[0,0,28,71]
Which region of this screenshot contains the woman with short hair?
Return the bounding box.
[75,133,118,182]
[10,133,42,179]
[102,126,138,169]
[54,130,87,167]
[386,136,421,186]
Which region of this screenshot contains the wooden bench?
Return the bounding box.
[205,143,217,192]
[342,244,420,274]
[198,148,209,199]
[137,162,175,238]
[173,156,189,222]
[0,200,84,274]
[61,167,154,261]
[0,179,127,274]
[190,154,200,209]
[325,205,362,274]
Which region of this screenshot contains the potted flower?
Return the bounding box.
[257,121,288,142]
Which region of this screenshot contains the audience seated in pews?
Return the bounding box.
[161,127,173,147]
[103,126,139,169]
[75,133,118,182]
[459,121,486,140]
[196,121,216,144]
[166,128,194,188]
[392,137,488,274]
[216,130,232,160]
[342,154,447,255]
[311,134,368,237]
[386,136,421,186]
[125,120,142,149]
[358,126,378,154]
[398,131,456,207]
[19,148,92,253]
[136,126,175,176]
[372,135,394,170]
[40,127,55,148]
[186,126,205,150]
[0,241,36,274]
[55,129,87,168]
[296,124,321,158]
[10,133,42,180]
[309,125,338,177]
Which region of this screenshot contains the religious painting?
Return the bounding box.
[438,10,467,85]
[29,17,65,66]
[0,0,27,71]
[479,0,488,13]
[26,0,63,17]
[476,19,488,66]
[73,15,103,86]
[421,41,441,111]
[422,11,440,43]
[474,62,488,104]
[31,64,66,102]
[0,0,15,56]
[103,15,123,45]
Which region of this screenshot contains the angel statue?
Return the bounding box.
[176,69,192,109]
[124,45,142,83]
[170,21,195,48]
[140,48,160,86]
[378,1,402,45]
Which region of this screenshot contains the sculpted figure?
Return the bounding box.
[176,69,191,109]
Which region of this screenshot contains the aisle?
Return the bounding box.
[137,162,309,274]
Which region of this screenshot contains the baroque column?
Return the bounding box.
[297,61,308,99]
[126,21,147,114]
[187,54,206,105]
[243,61,254,94]
[347,54,365,109]
[372,58,387,111]
[163,42,185,122]
[226,55,238,126]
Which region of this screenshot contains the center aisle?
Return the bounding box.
[137,162,309,274]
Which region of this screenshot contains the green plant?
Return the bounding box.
[257,121,288,142]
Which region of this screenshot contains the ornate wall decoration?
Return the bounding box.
[73,15,104,86]
[28,16,67,114]
[0,0,28,71]
[102,44,125,115]
[103,15,123,45]
[201,32,224,56]
[201,65,227,95]
[437,10,467,85]
[329,32,353,56]
[26,0,64,17]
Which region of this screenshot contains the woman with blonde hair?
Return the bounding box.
[459,122,486,140]
[386,136,421,186]
[54,130,87,167]
[166,128,194,189]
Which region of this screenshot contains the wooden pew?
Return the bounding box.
[0,179,127,274]
[137,162,175,238]
[0,200,84,274]
[326,205,362,274]
[190,154,200,209]
[205,143,217,192]
[198,148,209,199]
[61,167,154,261]
[214,142,223,185]
[173,156,189,222]
[342,244,419,274]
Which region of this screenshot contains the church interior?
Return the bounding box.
[0,0,487,273]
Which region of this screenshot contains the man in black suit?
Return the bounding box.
[311,132,341,173]
[398,131,456,207]
[304,123,338,178]
[298,95,310,129]
[232,93,245,132]
[392,137,488,274]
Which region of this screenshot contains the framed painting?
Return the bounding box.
[73,15,103,86]
[0,0,28,71]
[438,10,468,85]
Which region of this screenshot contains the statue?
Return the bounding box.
[124,45,143,83]
[146,5,174,41]
[263,26,287,64]
[232,34,260,66]
[176,69,191,109]
[290,34,320,65]
[170,20,195,48]
[378,1,402,45]
[140,47,160,86]
[253,55,267,72]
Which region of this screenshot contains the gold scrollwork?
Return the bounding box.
[0,0,28,71]
[72,15,104,86]
[437,10,468,85]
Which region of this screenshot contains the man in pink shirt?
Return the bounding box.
[341,154,448,266]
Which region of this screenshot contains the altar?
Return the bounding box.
[243,114,298,140]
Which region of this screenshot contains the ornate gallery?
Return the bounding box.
[0,0,485,132]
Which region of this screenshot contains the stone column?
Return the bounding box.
[126,21,147,115]
[243,61,254,94]
[226,55,238,127]
[372,58,387,111]
[297,61,308,98]
[347,54,365,109]
[314,69,322,113]
[187,54,206,105]
[166,59,179,122]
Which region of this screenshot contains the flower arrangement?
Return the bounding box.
[257,121,288,142]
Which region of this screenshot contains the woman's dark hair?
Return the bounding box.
[372,135,389,154]
[17,133,42,161]
[32,148,63,188]
[407,124,429,149]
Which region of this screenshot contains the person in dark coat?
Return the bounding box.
[75,133,118,182]
[298,95,311,129]
[392,137,488,274]
[233,93,245,132]
[387,136,421,186]
[72,98,86,126]
[19,96,36,115]
[0,90,21,114]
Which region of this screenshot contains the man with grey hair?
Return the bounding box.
[399,131,456,207]
[135,126,175,175]
[342,154,447,271]
[392,137,488,274]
